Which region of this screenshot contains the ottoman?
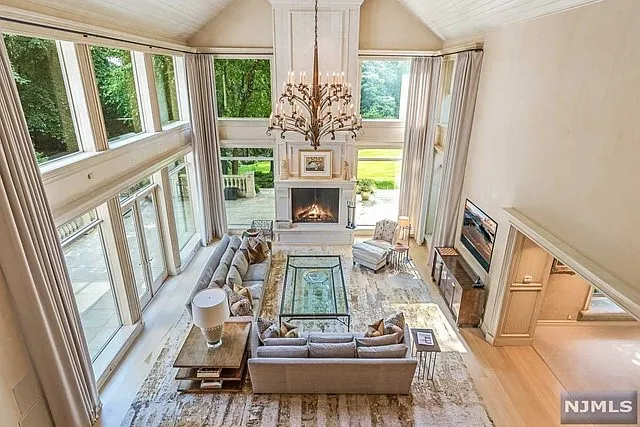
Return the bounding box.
[352,241,388,273]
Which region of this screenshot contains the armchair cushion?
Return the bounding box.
[373,219,398,244]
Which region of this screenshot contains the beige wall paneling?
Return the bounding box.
[359,0,442,51]
[539,272,592,321]
[458,0,640,339]
[188,0,273,48]
[153,167,182,276]
[133,52,163,133]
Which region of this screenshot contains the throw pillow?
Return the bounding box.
[365,319,385,337]
[208,263,228,288]
[280,320,299,338]
[246,240,267,264]
[357,343,408,359]
[232,284,252,302]
[256,318,281,343]
[308,341,356,358]
[223,285,252,316]
[226,265,243,288]
[256,345,308,358]
[220,247,235,267]
[356,333,399,347]
[228,235,242,251]
[263,337,307,346]
[307,333,354,344]
[384,312,406,340]
[231,250,249,277]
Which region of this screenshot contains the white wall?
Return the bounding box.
[359,0,442,51]
[459,0,640,333]
[187,0,273,48]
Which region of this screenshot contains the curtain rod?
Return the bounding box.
[0,16,194,55]
[358,47,483,59]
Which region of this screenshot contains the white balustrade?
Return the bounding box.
[223,171,256,198]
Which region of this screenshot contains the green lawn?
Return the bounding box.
[238,160,272,174]
[358,149,402,189]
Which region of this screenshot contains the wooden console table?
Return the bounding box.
[173,321,250,393]
[431,247,486,327]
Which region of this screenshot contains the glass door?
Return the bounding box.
[120,182,168,309]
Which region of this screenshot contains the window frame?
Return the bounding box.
[168,159,198,252]
[212,54,275,121]
[357,56,412,124]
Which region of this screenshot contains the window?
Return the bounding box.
[91,46,142,142]
[356,148,403,226]
[360,59,410,120]
[220,147,275,227]
[4,34,79,164]
[152,54,180,125]
[214,58,271,118]
[169,159,196,250]
[58,210,122,361]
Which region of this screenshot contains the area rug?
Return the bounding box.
[122,245,493,426]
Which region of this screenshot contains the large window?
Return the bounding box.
[356,148,403,226]
[91,46,142,142]
[360,59,410,120]
[214,58,271,118]
[4,34,79,164]
[58,210,122,361]
[220,147,274,227]
[152,54,180,126]
[169,159,196,250]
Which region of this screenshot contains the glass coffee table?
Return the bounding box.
[280,255,350,330]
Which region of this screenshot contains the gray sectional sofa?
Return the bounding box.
[248,324,417,394]
[186,234,271,348]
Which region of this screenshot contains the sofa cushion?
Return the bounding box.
[221,247,235,268]
[365,319,385,337]
[185,235,231,314]
[229,235,242,251]
[357,343,407,359]
[226,265,243,288]
[356,333,399,347]
[208,263,228,288]
[308,341,356,358]
[231,250,249,277]
[257,345,308,358]
[263,337,307,346]
[240,281,263,299]
[308,333,354,344]
[384,312,406,340]
[244,262,269,281]
[365,239,393,251]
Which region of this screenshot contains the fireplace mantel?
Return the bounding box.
[274,178,356,244]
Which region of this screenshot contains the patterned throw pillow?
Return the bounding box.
[365,319,385,337]
[280,320,299,338]
[384,312,406,340]
[246,240,267,264]
[223,285,252,316]
[232,284,252,302]
[256,317,280,343]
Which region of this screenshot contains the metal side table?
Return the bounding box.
[410,328,441,381]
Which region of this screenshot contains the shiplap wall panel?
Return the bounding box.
[401,0,603,39]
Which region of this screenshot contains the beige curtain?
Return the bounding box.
[430,51,484,263]
[0,33,100,426]
[185,54,227,244]
[398,56,441,244]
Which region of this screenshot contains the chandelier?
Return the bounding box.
[267,0,362,150]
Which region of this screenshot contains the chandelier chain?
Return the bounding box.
[314,0,318,48]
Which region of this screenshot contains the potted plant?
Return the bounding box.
[357,179,376,201]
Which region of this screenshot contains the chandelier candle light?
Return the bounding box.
[267,0,362,150]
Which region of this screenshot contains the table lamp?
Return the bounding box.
[192,288,230,349]
[398,216,411,244]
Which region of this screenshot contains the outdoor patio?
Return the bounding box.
[223,188,399,228]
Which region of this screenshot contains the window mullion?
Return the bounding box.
[132,52,162,133]
[152,167,181,275]
[173,56,190,122]
[58,41,109,152]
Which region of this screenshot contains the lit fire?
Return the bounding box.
[294,201,335,222]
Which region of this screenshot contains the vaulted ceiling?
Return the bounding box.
[3,0,604,43]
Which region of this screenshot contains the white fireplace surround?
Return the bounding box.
[274,178,356,245]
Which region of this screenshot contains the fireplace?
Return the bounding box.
[291,188,339,223]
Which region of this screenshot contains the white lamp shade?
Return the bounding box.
[192,288,229,328]
[398,216,410,227]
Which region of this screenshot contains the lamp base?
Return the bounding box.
[199,324,224,349]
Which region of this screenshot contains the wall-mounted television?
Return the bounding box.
[460,199,498,272]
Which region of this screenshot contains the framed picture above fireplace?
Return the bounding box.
[299,150,332,179]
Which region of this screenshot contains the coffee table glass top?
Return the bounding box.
[280,255,348,317]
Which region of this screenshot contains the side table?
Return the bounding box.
[389,242,410,269]
[410,328,441,381]
[173,321,250,392]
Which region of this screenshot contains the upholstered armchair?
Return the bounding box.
[352,219,398,273]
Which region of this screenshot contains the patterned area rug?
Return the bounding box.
[122,245,493,426]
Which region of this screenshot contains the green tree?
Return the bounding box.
[4,34,78,162]
[360,60,410,120]
[153,54,180,124]
[214,59,271,118]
